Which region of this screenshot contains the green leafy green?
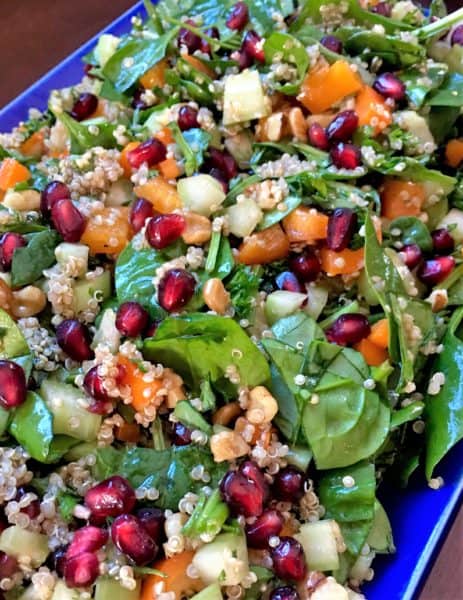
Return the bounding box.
[264,32,309,95]
[226,265,261,320]
[427,72,463,107]
[391,401,424,429]
[182,489,229,539]
[57,112,119,154]
[205,233,234,279]
[402,62,448,108]
[169,124,211,176]
[57,491,80,522]
[367,500,395,554]
[0,309,29,359]
[344,30,424,68]
[11,229,60,287]
[389,216,433,252]
[258,195,301,230]
[173,400,212,434]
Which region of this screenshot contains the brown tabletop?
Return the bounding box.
[0,1,462,598]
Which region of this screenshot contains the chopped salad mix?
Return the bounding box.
[0,0,463,598]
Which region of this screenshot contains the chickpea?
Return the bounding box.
[12,286,47,318]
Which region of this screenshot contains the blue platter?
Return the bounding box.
[0,3,462,598]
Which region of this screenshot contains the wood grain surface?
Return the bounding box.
[0,1,462,598]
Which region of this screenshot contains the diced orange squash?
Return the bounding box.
[0,158,31,192]
[445,139,463,168]
[115,422,141,443]
[381,179,425,220]
[155,126,175,146]
[140,551,204,600]
[20,130,46,158]
[282,207,328,244]
[158,157,182,180]
[140,59,168,89]
[354,337,388,366]
[369,318,389,349]
[80,207,131,255]
[118,355,164,413]
[119,141,140,178]
[356,86,392,135]
[297,60,363,113]
[183,54,216,79]
[320,247,365,276]
[134,176,182,213]
[237,225,290,265]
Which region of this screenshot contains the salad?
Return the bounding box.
[0,0,463,598]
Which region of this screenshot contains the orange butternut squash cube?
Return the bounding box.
[0,158,31,192]
[237,225,290,265]
[369,318,389,349]
[381,179,425,220]
[445,139,463,168]
[140,59,168,89]
[356,86,392,135]
[354,337,388,366]
[282,207,328,244]
[119,141,140,178]
[80,207,131,255]
[20,130,46,158]
[140,551,204,600]
[320,247,365,276]
[134,176,182,213]
[118,355,164,413]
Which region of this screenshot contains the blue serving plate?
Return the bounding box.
[0,3,462,598]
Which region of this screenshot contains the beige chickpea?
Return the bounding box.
[0,280,14,316]
[182,212,212,245]
[3,189,41,212]
[12,286,47,318]
[212,402,242,426]
[202,278,230,315]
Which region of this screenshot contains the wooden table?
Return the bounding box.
[0,1,462,598]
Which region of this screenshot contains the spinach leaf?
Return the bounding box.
[226,265,261,320]
[428,106,460,144]
[57,112,119,154]
[11,230,60,287]
[258,195,301,230]
[373,157,456,195]
[389,216,433,252]
[402,62,448,109]
[264,32,309,95]
[169,124,211,176]
[205,233,234,279]
[94,445,228,509]
[427,72,463,107]
[57,491,80,522]
[344,31,424,68]
[143,314,270,393]
[271,312,323,352]
[424,307,463,478]
[0,309,29,359]
[391,400,424,429]
[367,500,395,554]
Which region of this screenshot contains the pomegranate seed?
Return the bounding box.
[116,301,149,337]
[242,31,265,63]
[178,20,201,53]
[0,361,26,409]
[273,466,305,502]
[67,526,108,560]
[308,123,329,151]
[56,319,94,361]
[158,268,196,312]
[246,509,284,549]
[270,587,300,600]
[371,1,391,16]
[70,93,98,121]
[128,139,167,169]
[330,143,361,170]
[178,106,199,131]
[0,232,26,271]
[417,256,455,286]
[432,228,454,254]
[290,252,321,283]
[172,422,192,446]
[130,198,155,233]
[200,27,220,55]
[237,50,253,71]
[209,148,238,181]
[87,400,114,415]
[111,514,158,565]
[41,181,70,215]
[271,537,306,581]
[49,547,67,577]
[15,486,40,519]
[51,198,86,243]
[136,508,165,543]
[320,35,343,54]
[451,25,463,46]
[0,552,17,579]
[276,271,303,293]
[145,214,186,250]
[85,476,136,520]
[220,461,269,518]
[83,366,111,402]
[327,208,357,252]
[326,110,359,142]
[145,320,161,337]
[400,244,422,270]
[326,314,371,346]
[64,552,100,588]
[373,72,406,101]
[209,168,229,193]
[226,2,249,31]
[131,88,148,110]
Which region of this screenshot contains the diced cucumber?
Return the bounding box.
[265,291,307,326]
[311,577,349,600]
[55,243,89,278]
[391,1,422,21]
[51,581,80,600]
[94,577,141,600]
[178,175,226,216]
[286,445,312,471]
[295,520,343,572]
[305,285,329,320]
[144,106,174,135]
[438,208,463,242]
[174,400,212,434]
[40,378,102,442]
[92,308,121,354]
[0,526,48,567]
[192,533,249,586]
[106,178,134,207]
[190,583,223,600]
[226,199,263,238]
[72,269,111,315]
[366,500,395,553]
[224,132,254,168]
[223,70,270,126]
[95,34,120,67]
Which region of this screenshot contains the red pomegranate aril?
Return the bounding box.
[70,93,98,121]
[178,20,202,53]
[271,586,300,600]
[15,486,40,519]
[400,244,422,270]
[273,466,305,502]
[158,268,196,312]
[276,271,303,293]
[237,50,253,71]
[417,256,455,286]
[130,198,155,233]
[85,476,136,520]
[209,148,238,181]
[172,422,192,446]
[41,181,70,215]
[451,25,463,46]
[116,301,149,337]
[200,27,220,55]
[209,168,229,193]
[67,526,108,560]
[290,252,321,283]
[0,552,18,579]
[178,105,200,131]
[0,232,26,271]
[136,507,165,543]
[326,313,371,346]
[0,360,27,409]
[327,208,357,252]
[432,228,455,254]
[226,1,249,31]
[145,320,161,338]
[308,123,329,151]
[220,461,269,518]
[146,214,186,250]
[56,319,94,361]
[326,110,359,143]
[128,138,167,169]
[112,514,158,566]
[242,31,265,63]
[320,35,343,54]
[87,400,114,415]
[246,509,284,549]
[330,143,362,170]
[64,552,100,588]
[51,198,86,243]
[83,366,111,402]
[373,72,406,101]
[271,537,306,581]
[371,1,391,16]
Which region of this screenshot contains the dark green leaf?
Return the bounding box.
[391,401,425,429]
[57,112,118,154]
[389,216,433,251]
[427,72,463,107]
[258,195,301,230]
[0,309,29,359]
[182,489,229,539]
[264,32,309,95]
[11,230,60,287]
[57,491,79,522]
[402,62,448,108]
[169,124,211,176]
[226,265,261,320]
[345,31,424,68]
